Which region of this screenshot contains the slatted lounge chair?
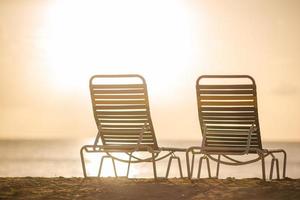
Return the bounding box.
[186,75,287,180]
[80,74,185,179]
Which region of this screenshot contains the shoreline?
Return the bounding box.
[0,177,299,200]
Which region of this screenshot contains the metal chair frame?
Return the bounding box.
[80,74,185,179]
[186,75,287,180]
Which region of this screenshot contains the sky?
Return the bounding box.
[0,0,300,141]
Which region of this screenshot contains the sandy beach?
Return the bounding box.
[0,177,299,200]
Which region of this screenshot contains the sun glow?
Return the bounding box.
[39,0,194,95]
[83,138,155,177]
[85,153,139,177]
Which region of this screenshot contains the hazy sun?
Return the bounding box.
[39,0,194,96]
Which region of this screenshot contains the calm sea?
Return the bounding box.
[0,139,299,178]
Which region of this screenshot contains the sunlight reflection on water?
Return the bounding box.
[85,153,136,177]
[83,138,145,177]
[0,139,299,178]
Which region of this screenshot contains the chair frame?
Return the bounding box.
[80,74,186,179]
[186,75,287,180]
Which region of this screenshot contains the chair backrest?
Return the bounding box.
[196,75,262,153]
[90,74,159,150]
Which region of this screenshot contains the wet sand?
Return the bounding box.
[0,177,299,200]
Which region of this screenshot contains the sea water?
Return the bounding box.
[0,139,299,178]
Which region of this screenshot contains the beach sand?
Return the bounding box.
[0,177,299,200]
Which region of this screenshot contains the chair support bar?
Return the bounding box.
[80,145,186,179]
[186,146,287,181]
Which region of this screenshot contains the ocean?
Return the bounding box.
[0,139,299,179]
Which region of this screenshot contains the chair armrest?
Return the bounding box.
[134,122,149,151]
[93,130,101,145]
[201,124,207,148]
[244,124,257,154]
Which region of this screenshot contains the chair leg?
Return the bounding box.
[269,150,287,179]
[275,159,280,180]
[269,158,275,180]
[206,157,212,178]
[186,150,191,179]
[112,158,118,177]
[216,155,221,178]
[270,157,280,180]
[282,150,287,179]
[177,157,183,178]
[191,154,195,178]
[197,156,203,178]
[97,155,118,177]
[80,147,87,178]
[98,155,107,177]
[166,156,183,178]
[261,154,266,181]
[197,156,211,178]
[165,156,173,178]
[197,156,211,179]
[126,153,132,178]
[151,151,157,180]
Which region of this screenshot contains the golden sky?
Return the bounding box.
[0,0,300,141]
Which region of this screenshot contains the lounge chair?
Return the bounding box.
[186,75,287,180]
[80,74,185,179]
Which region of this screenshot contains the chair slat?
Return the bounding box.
[202,116,255,120]
[92,84,144,89]
[95,100,146,105]
[201,107,255,111]
[202,112,256,117]
[206,137,258,141]
[101,124,147,128]
[98,144,157,150]
[96,111,148,115]
[198,84,254,89]
[100,119,147,123]
[104,135,154,139]
[92,89,145,94]
[102,129,151,132]
[94,95,145,99]
[206,134,254,138]
[102,129,151,133]
[206,125,252,130]
[102,134,149,137]
[200,96,255,100]
[206,129,257,133]
[206,144,260,148]
[98,115,148,119]
[206,142,254,146]
[199,90,254,94]
[206,135,257,141]
[95,105,146,110]
[200,101,255,106]
[203,120,255,124]
[106,139,154,144]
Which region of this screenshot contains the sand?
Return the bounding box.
[0,177,299,200]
